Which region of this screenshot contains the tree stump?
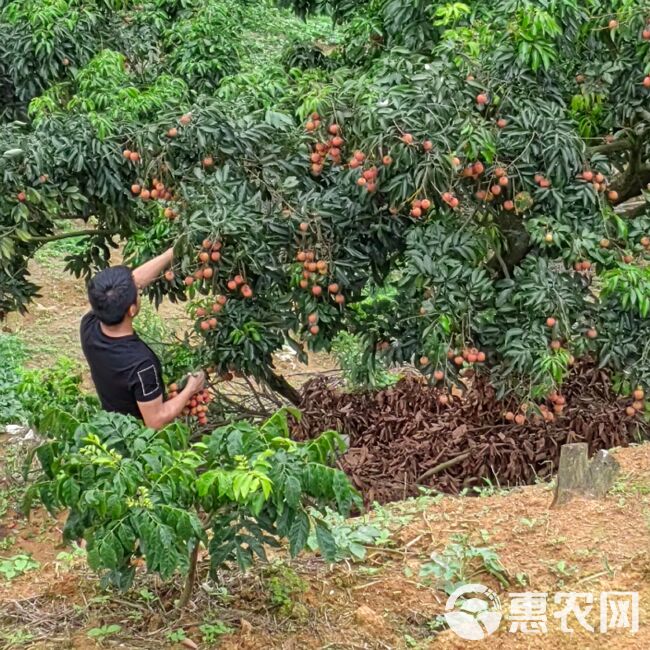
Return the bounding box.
[550,443,620,507]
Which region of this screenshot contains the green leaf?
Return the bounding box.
[314,519,337,562]
[284,475,301,508]
[288,509,310,557]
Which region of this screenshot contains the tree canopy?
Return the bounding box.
[2,0,650,401]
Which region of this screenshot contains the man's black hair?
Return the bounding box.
[87,266,138,326]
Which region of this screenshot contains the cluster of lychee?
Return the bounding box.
[129,176,179,218]
[306,312,320,336]
[503,392,566,426]
[355,163,379,193]
[309,120,344,175]
[295,247,345,305]
[195,294,227,332]
[172,238,223,286]
[625,387,645,418]
[578,170,618,201]
[167,383,212,427]
[533,173,551,189]
[419,347,487,376]
[409,197,432,218]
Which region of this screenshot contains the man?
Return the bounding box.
[80,247,205,429]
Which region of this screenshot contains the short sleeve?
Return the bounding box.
[132,359,163,403]
[80,311,96,342]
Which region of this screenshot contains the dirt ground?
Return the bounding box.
[1,253,649,649]
[1,439,649,649]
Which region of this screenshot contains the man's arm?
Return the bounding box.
[132,247,174,289]
[137,371,205,430]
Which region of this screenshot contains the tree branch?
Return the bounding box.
[614,194,649,219]
[30,229,117,244]
[587,138,633,155]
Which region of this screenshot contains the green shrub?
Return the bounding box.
[25,407,360,599]
[0,334,27,425]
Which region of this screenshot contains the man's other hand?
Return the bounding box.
[185,370,206,395]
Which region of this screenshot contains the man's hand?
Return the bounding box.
[185,370,206,395]
[137,370,206,430]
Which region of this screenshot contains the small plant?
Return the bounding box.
[520,517,538,529]
[54,544,86,573]
[138,588,156,603]
[545,559,577,578]
[515,571,529,586]
[419,533,509,595]
[86,624,122,641]
[166,628,187,643]
[306,507,388,560]
[0,554,40,581]
[264,562,308,617]
[199,621,232,644]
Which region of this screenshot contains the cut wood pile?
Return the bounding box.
[293,362,648,504]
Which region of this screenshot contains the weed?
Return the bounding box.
[419,533,509,595]
[0,628,34,647]
[17,356,98,432]
[86,624,122,641]
[166,628,187,643]
[0,334,27,425]
[543,559,579,588]
[264,562,308,618]
[199,582,233,603]
[371,501,415,529]
[0,554,40,580]
[138,588,156,603]
[306,506,388,560]
[427,615,449,633]
[199,621,232,643]
[461,477,510,498]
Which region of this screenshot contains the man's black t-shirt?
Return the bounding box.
[80,312,164,419]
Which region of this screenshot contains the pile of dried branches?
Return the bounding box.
[293,362,647,503]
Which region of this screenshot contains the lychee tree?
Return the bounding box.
[2,0,650,410]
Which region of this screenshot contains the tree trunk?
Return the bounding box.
[264,369,302,406]
[550,443,620,508]
[178,541,200,609]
